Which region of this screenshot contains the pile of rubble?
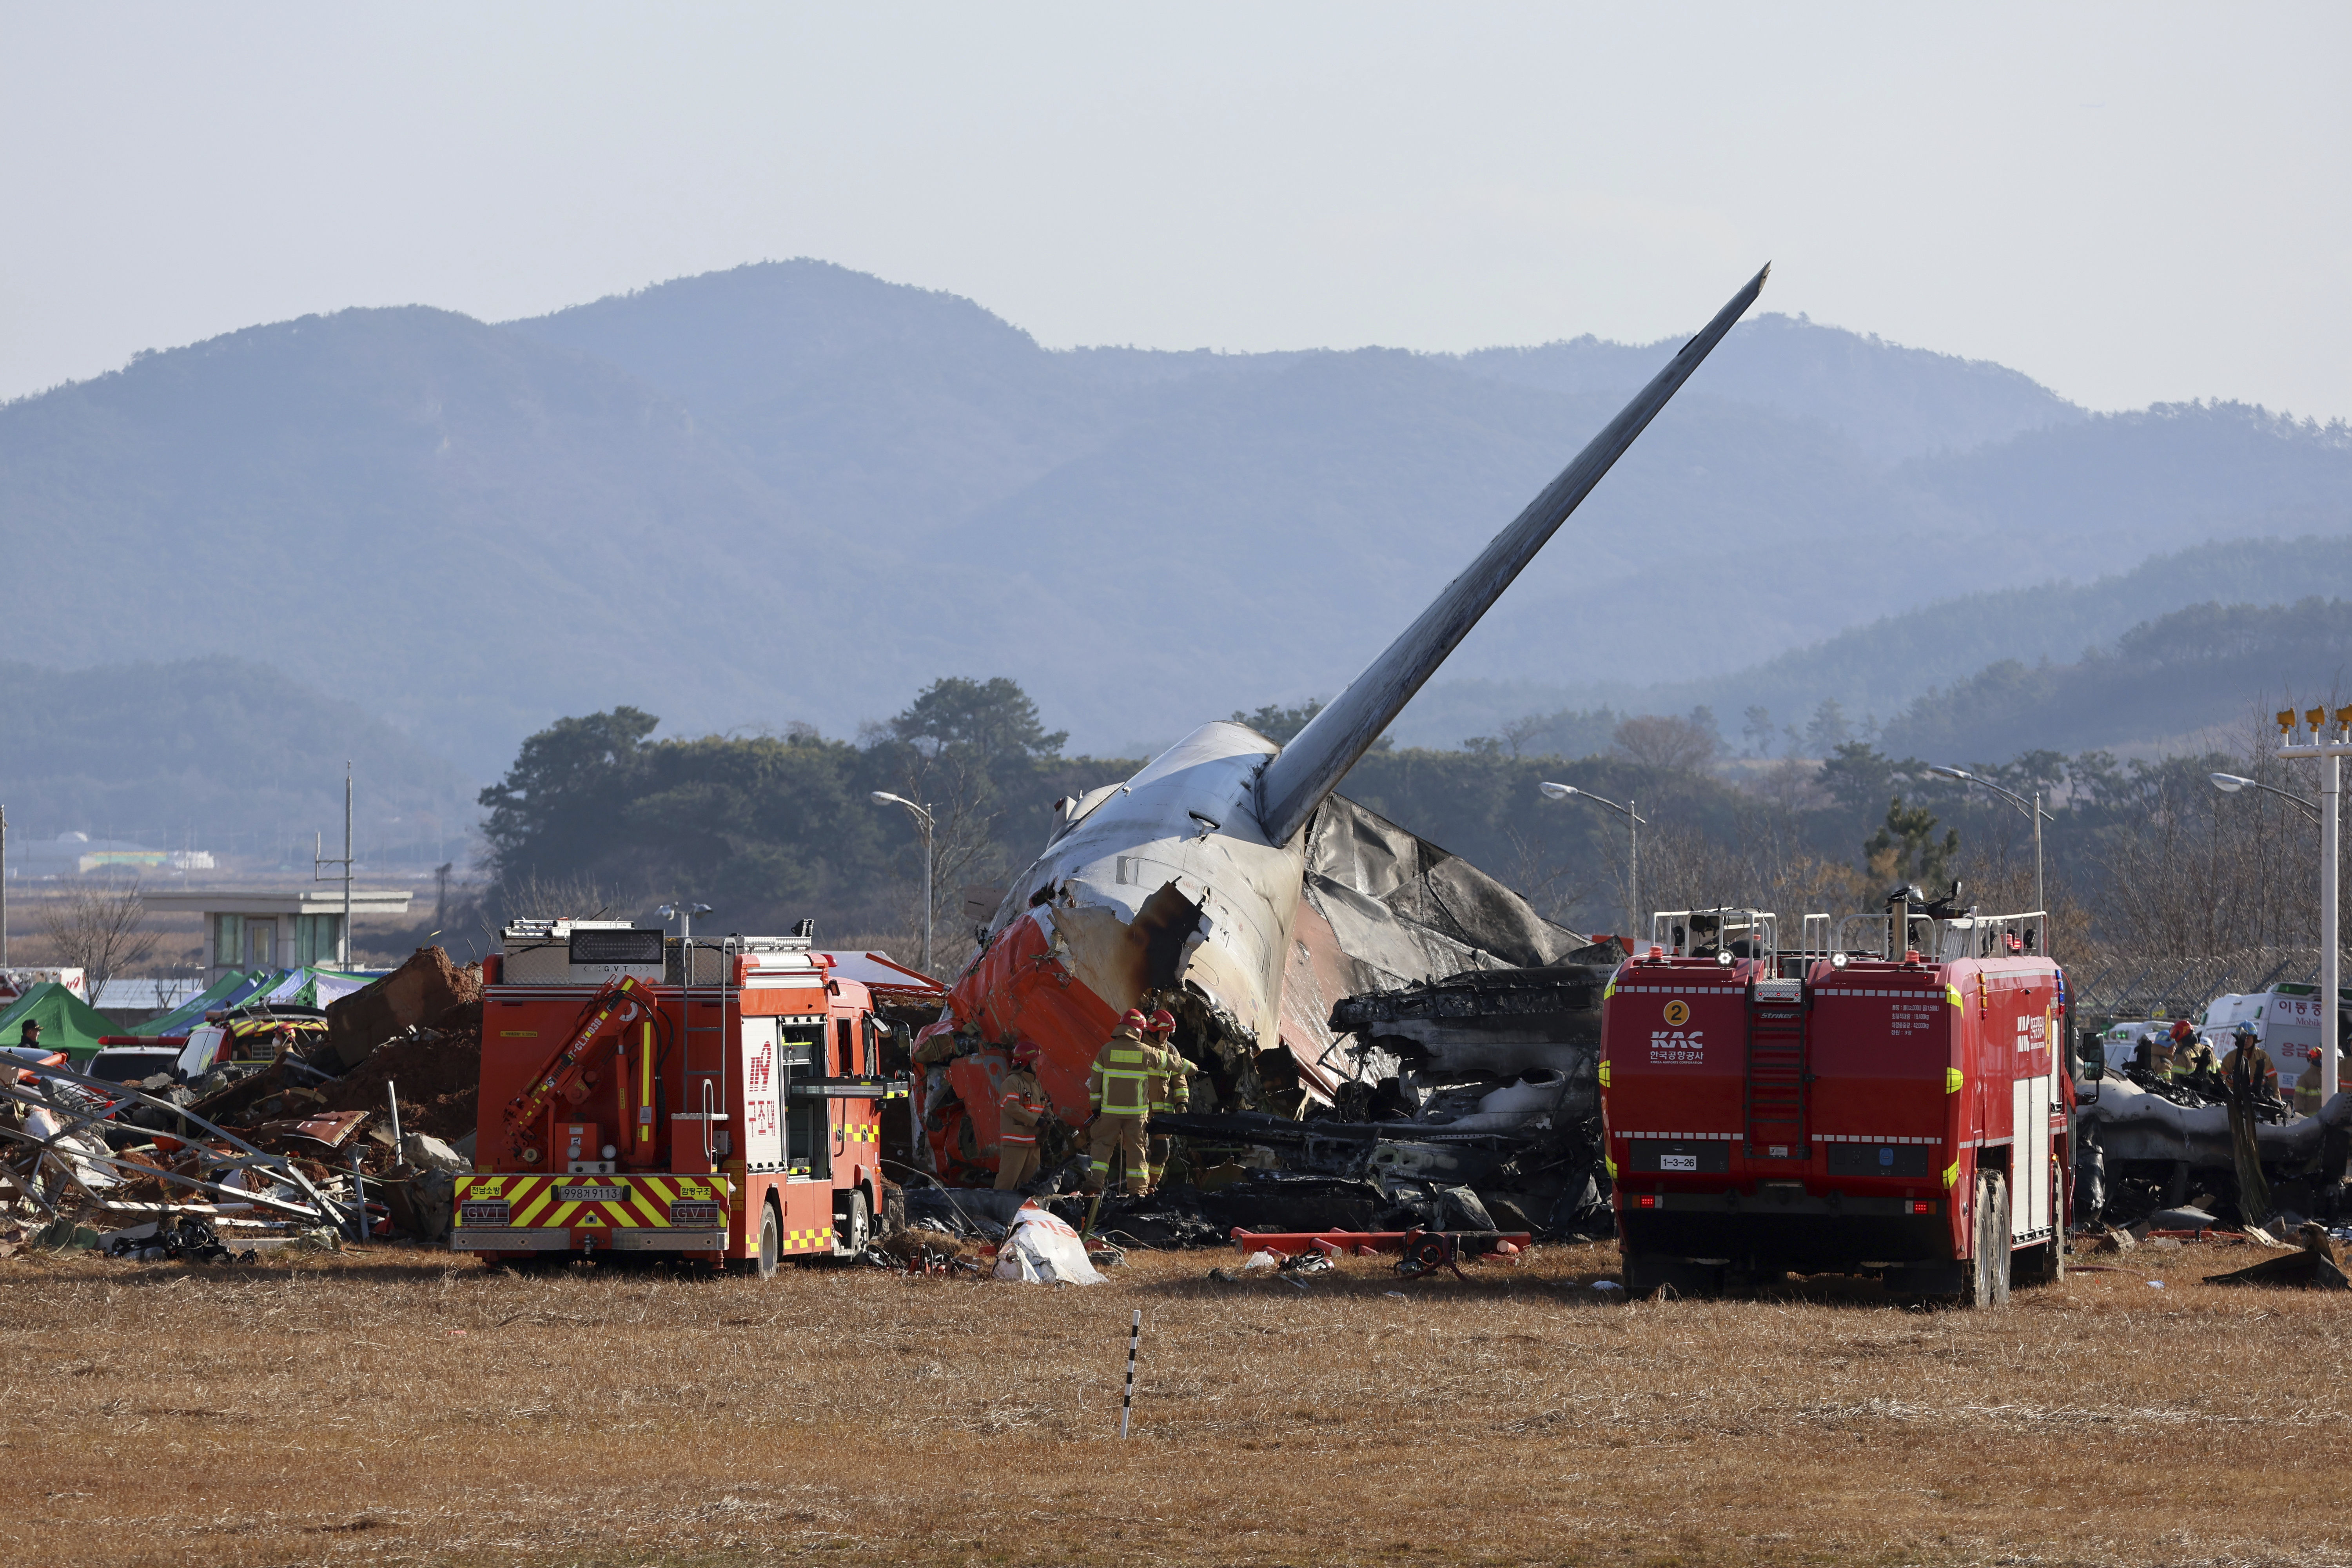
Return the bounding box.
[0,947,483,1261]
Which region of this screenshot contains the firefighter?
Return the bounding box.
[2294,1047,2326,1118]
[912,1024,965,1147]
[2223,1024,2281,1103]
[1142,1007,1188,1192]
[994,1039,1047,1192]
[1084,1010,1153,1198]
[2171,1031,2220,1083]
[2221,1023,2279,1223]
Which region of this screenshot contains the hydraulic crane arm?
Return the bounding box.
[504,974,653,1155]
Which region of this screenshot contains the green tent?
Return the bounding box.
[0,983,123,1062]
[129,971,252,1039]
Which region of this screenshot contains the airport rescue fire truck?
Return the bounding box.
[1598,902,2071,1304]
[451,921,909,1274]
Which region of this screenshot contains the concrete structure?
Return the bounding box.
[142,888,413,980]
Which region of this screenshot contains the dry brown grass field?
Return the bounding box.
[1,1239,2345,1568]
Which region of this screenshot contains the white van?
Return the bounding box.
[2200,984,2341,1065]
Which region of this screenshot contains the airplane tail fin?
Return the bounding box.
[1254,264,1768,847]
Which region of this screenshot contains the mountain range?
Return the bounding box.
[3,258,2348,836]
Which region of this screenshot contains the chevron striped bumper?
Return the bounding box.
[450,1173,732,1253]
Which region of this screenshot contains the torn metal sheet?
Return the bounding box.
[254,1109,372,1152]
[1328,954,1617,1081]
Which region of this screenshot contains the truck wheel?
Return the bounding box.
[835,1188,870,1257]
[1964,1172,2011,1308]
[755,1202,780,1280]
[1623,1254,1721,1299]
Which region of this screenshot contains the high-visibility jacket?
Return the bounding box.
[1147,1038,1191,1114]
[1089,1028,1153,1115]
[2224,1043,2279,1102]
[2172,1042,2218,1079]
[998,1066,1045,1145]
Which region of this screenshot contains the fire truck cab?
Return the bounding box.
[452,921,907,1274]
[1601,904,2071,1305]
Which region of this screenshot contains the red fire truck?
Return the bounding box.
[451,922,915,1275]
[1599,904,2071,1305]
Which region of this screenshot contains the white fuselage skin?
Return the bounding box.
[984,722,1304,1047]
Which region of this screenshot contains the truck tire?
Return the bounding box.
[835,1187,871,1257]
[755,1201,781,1279]
[1964,1171,2011,1308]
[1623,1253,1723,1299]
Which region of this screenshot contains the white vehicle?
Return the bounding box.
[2199,984,2344,1067]
[85,1045,182,1084]
[2094,1019,2175,1072]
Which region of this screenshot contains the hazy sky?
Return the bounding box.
[4,4,2347,417]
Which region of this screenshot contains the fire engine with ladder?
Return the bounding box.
[1599,898,2071,1304]
[450,921,916,1275]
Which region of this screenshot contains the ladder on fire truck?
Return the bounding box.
[1744,976,1809,1158]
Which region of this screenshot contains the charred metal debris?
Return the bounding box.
[0,946,484,1263]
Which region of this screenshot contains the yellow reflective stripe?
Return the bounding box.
[1942,1161,1960,1190]
[1602,980,1617,1000]
[628,1187,669,1227]
[1944,985,1963,1007]
[1597,1061,1612,1089]
[1945,1067,1964,1093]
[541,1200,582,1229]
[1603,1154,1618,1180]
[510,1185,557,1226]
[638,1022,654,1147]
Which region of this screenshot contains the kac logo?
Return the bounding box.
[1649,1028,1704,1065]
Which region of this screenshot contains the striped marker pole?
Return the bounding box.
[1119,1309,1141,1438]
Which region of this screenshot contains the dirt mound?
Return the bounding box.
[314,1000,482,1144]
[324,947,481,1071]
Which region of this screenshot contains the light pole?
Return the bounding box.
[871,791,935,973]
[313,763,355,967]
[1539,782,1645,939]
[1928,764,2053,919]
[2210,772,2320,820]
[2275,706,2352,1106]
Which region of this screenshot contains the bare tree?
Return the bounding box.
[40,880,160,1005]
[1613,713,1719,773]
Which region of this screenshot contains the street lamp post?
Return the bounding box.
[1539,782,1645,940]
[2209,772,2320,820]
[871,792,935,973]
[1927,764,2053,919]
[2274,706,2352,1106]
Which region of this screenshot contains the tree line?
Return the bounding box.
[467,679,2348,976]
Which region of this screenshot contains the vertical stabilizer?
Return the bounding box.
[1254,265,1768,846]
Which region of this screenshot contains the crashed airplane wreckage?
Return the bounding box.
[908,265,1770,1236]
[2073,1065,2352,1233]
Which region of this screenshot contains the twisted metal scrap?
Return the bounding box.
[0,1058,353,1227]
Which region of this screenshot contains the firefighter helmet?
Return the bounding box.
[1120,1009,1148,1031]
[1147,1009,1176,1036]
[1011,1039,1040,1065]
